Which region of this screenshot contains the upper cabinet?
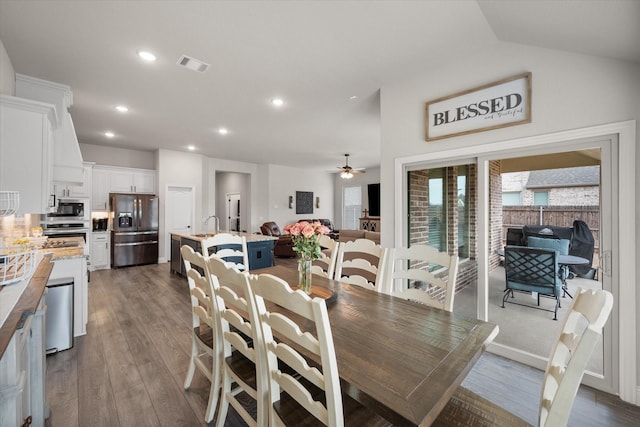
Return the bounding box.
[0,95,57,215]
[15,74,84,184]
[92,165,156,211]
[55,163,92,199]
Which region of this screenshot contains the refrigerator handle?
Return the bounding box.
[138,197,143,228]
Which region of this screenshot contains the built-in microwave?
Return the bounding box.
[49,198,90,220]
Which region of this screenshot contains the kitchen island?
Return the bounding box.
[0,237,88,426]
[170,231,278,275]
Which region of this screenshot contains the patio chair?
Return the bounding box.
[502,245,563,320]
[435,288,613,427]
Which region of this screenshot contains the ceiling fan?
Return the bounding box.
[338,154,365,179]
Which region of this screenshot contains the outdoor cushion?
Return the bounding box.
[527,236,570,255]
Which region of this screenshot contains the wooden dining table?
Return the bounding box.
[257,265,499,426]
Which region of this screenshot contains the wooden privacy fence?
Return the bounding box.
[502,205,600,254]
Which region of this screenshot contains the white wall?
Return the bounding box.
[80,143,155,170]
[157,149,203,261]
[380,41,640,390]
[0,40,15,96]
[333,167,381,229]
[266,164,335,229]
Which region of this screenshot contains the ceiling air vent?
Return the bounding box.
[176,55,210,73]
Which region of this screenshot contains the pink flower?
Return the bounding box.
[316,225,330,235]
[288,222,301,236]
[301,223,315,238]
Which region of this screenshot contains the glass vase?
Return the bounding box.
[298,258,313,295]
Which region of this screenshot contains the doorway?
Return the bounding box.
[394,121,636,401]
[226,192,241,232]
[165,186,194,259]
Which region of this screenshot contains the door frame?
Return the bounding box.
[393,120,636,403]
[226,192,241,232]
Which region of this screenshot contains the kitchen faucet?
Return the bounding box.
[204,215,219,232]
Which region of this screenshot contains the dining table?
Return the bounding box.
[257,265,499,426]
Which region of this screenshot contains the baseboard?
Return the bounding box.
[158,257,167,263]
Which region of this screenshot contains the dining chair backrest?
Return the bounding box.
[180,245,220,423]
[204,255,267,427]
[539,288,613,427]
[388,245,459,311]
[311,234,341,279]
[250,273,343,427]
[334,238,389,292]
[201,232,249,272]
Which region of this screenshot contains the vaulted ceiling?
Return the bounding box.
[1,1,638,172]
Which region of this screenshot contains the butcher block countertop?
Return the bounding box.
[0,254,53,358]
[171,230,278,243]
[0,236,86,358]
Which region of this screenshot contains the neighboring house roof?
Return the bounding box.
[526,166,600,188]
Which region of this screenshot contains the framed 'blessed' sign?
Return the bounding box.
[425,72,531,141]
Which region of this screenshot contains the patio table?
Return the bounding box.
[258,265,499,426]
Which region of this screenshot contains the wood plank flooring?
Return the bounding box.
[44,262,640,426]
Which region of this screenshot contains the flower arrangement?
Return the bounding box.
[283,221,330,261]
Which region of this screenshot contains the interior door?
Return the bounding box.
[226,193,241,232]
[166,186,194,259]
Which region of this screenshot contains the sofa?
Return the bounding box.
[260,221,296,257]
[337,229,381,245]
[300,219,339,240]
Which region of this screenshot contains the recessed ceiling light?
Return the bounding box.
[104,131,115,138]
[271,97,284,107]
[349,95,358,100]
[115,105,129,113]
[218,127,228,135]
[187,145,196,151]
[138,51,157,62]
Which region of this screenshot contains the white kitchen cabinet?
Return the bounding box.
[0,299,46,427]
[109,168,155,193]
[92,167,110,210]
[0,95,56,215]
[54,163,92,199]
[91,232,110,270]
[92,166,156,212]
[49,256,88,338]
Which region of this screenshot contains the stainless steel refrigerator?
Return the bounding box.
[110,193,159,267]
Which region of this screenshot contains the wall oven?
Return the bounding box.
[41,198,90,255]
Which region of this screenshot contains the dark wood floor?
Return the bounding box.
[45,262,640,426]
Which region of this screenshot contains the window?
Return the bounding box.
[533,191,549,205]
[427,168,446,252]
[342,186,361,230]
[502,191,521,205]
[457,165,470,259]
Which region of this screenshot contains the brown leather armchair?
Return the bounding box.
[260,221,296,257]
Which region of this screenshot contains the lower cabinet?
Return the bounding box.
[0,299,47,427]
[170,234,275,276]
[91,232,110,271]
[248,240,275,270]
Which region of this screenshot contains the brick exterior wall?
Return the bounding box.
[489,160,503,271]
[407,164,480,293]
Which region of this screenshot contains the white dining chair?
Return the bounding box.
[201,233,249,272]
[434,287,614,427]
[204,255,267,427]
[180,245,220,423]
[387,245,459,311]
[333,238,390,292]
[250,272,390,426]
[311,234,341,279]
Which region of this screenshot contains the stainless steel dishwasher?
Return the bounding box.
[45,277,74,353]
